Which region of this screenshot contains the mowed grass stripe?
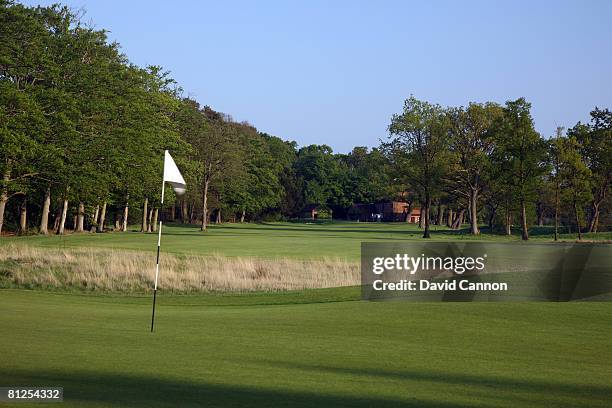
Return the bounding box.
[1,290,610,408]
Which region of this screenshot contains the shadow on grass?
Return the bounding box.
[2,368,473,408]
[257,361,611,407]
[4,362,610,407]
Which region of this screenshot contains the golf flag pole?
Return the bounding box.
[151,150,186,333]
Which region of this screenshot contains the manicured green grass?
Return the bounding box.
[2,222,610,406]
[1,289,610,408]
[3,222,610,261]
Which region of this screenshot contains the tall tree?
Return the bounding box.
[294,144,344,211]
[492,98,547,240]
[178,101,243,231]
[448,102,503,235]
[388,96,450,238]
[557,136,592,240]
[549,127,565,241]
[568,108,612,233]
[225,127,282,221]
[261,134,300,218]
[0,2,59,233]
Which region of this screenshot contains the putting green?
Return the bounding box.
[1,289,610,407]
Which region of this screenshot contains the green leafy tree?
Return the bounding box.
[568,108,612,233]
[179,101,244,231]
[556,136,592,240]
[294,145,344,214]
[549,127,564,241]
[0,1,60,233]
[492,98,547,240]
[261,134,301,217]
[388,96,450,238]
[223,126,282,221]
[447,102,503,235]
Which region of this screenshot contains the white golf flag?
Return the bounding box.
[163,150,186,195]
[152,150,187,332]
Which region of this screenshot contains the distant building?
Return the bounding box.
[406,207,421,224]
[350,201,420,223]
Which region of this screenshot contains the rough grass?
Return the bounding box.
[0,244,359,292]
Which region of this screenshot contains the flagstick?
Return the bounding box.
[151,161,166,333]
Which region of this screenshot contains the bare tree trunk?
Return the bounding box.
[122,200,129,232]
[423,194,431,238]
[98,202,107,233]
[92,205,99,229]
[0,166,9,235]
[240,209,246,223]
[505,209,512,236]
[201,179,210,231]
[536,202,544,227]
[76,202,85,232]
[436,204,443,225]
[147,208,153,232]
[588,201,600,233]
[587,182,607,233]
[216,208,222,224]
[18,198,27,234]
[446,208,453,228]
[189,201,195,224]
[574,201,582,241]
[58,199,68,235]
[181,199,188,223]
[470,188,479,235]
[452,209,465,230]
[39,188,51,235]
[0,197,7,235]
[520,199,529,240]
[487,202,497,232]
[53,207,61,233]
[152,208,158,232]
[418,206,424,229]
[467,195,472,224]
[141,197,148,232]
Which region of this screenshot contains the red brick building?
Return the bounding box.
[350,201,420,223]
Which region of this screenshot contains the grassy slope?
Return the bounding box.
[1,289,611,408]
[2,222,610,261]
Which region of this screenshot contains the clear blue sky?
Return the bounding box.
[24,0,612,152]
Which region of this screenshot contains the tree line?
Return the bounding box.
[386,97,610,239]
[1,1,610,240]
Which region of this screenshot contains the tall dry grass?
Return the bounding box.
[0,244,359,292]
